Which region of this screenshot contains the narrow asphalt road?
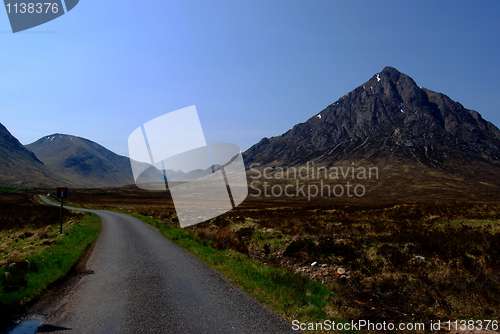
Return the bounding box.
[37,196,296,334]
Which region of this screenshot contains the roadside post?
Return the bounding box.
[56,187,69,234]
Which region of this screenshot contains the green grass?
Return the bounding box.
[0,186,27,193]
[0,212,101,310]
[125,212,341,328]
[448,219,500,233]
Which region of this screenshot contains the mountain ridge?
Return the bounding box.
[25,133,186,188]
[26,134,169,188]
[0,123,79,188]
[244,66,500,168]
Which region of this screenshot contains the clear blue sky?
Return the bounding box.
[1,1,499,156]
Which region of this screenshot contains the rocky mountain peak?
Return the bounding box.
[244,67,500,167]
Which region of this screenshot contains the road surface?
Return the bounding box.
[34,196,295,334]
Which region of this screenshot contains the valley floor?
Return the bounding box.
[54,186,500,330]
[2,186,500,332]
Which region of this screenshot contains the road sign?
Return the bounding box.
[57,187,69,199]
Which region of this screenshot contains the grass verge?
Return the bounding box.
[125,212,343,330]
[0,186,27,193]
[0,212,101,318]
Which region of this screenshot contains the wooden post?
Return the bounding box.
[60,197,63,234]
[56,187,68,234]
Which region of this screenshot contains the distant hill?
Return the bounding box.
[244,66,500,202]
[0,123,78,188]
[25,134,176,188]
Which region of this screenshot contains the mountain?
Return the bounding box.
[0,123,78,188]
[245,66,500,166]
[25,134,175,188]
[244,66,500,202]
